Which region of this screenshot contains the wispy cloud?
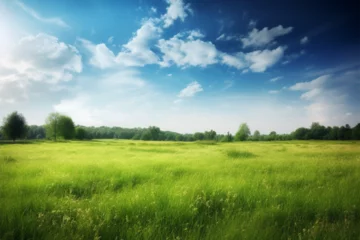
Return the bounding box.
[300,36,309,44]
[241,25,293,48]
[178,81,203,98]
[15,0,69,28]
[268,90,279,94]
[270,76,282,82]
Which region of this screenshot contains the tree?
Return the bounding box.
[352,123,360,140]
[221,132,233,142]
[235,123,251,141]
[58,116,75,140]
[268,131,277,141]
[148,126,161,140]
[293,127,310,140]
[2,111,28,142]
[204,130,216,140]
[194,132,205,141]
[253,130,260,141]
[309,122,327,140]
[45,113,75,140]
[75,127,86,140]
[45,113,61,141]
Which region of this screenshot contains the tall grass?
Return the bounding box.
[0,141,359,239]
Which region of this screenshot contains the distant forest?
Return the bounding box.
[25,123,360,141]
[1,111,360,142]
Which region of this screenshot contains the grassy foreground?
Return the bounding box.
[0,140,360,240]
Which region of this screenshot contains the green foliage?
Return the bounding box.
[27,125,46,139]
[58,116,75,140]
[45,113,75,140]
[194,132,205,141]
[221,132,233,142]
[45,113,61,141]
[204,130,217,140]
[1,111,28,141]
[75,127,86,140]
[352,123,360,140]
[235,123,250,141]
[252,130,260,141]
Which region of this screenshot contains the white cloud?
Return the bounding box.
[289,74,358,125]
[162,0,192,28]
[249,20,257,28]
[245,46,285,72]
[100,70,146,89]
[14,0,69,28]
[79,39,116,69]
[0,33,82,103]
[108,36,114,44]
[151,7,157,13]
[270,76,282,82]
[300,36,309,44]
[216,34,239,41]
[158,37,218,67]
[116,19,161,66]
[178,81,203,97]
[220,53,245,69]
[187,30,205,40]
[241,25,293,48]
[300,88,322,100]
[167,73,172,77]
[81,19,161,68]
[289,75,329,91]
[268,90,279,94]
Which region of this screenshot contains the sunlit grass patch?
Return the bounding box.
[0,140,359,239]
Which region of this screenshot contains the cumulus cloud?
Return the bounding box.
[220,53,246,69]
[0,33,81,103]
[162,0,192,28]
[15,0,69,28]
[117,19,161,66]
[79,39,116,69]
[187,30,205,40]
[245,46,285,72]
[178,81,203,97]
[241,25,293,48]
[81,19,161,68]
[158,36,218,67]
[300,36,309,44]
[80,2,285,73]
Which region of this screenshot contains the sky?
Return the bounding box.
[0,0,359,134]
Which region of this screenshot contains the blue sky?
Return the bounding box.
[0,0,359,134]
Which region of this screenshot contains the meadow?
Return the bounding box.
[0,140,360,240]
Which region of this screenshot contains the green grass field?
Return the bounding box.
[1,140,360,240]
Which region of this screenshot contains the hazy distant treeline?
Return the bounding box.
[1,111,360,142]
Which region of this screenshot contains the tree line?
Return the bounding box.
[1,111,360,142]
